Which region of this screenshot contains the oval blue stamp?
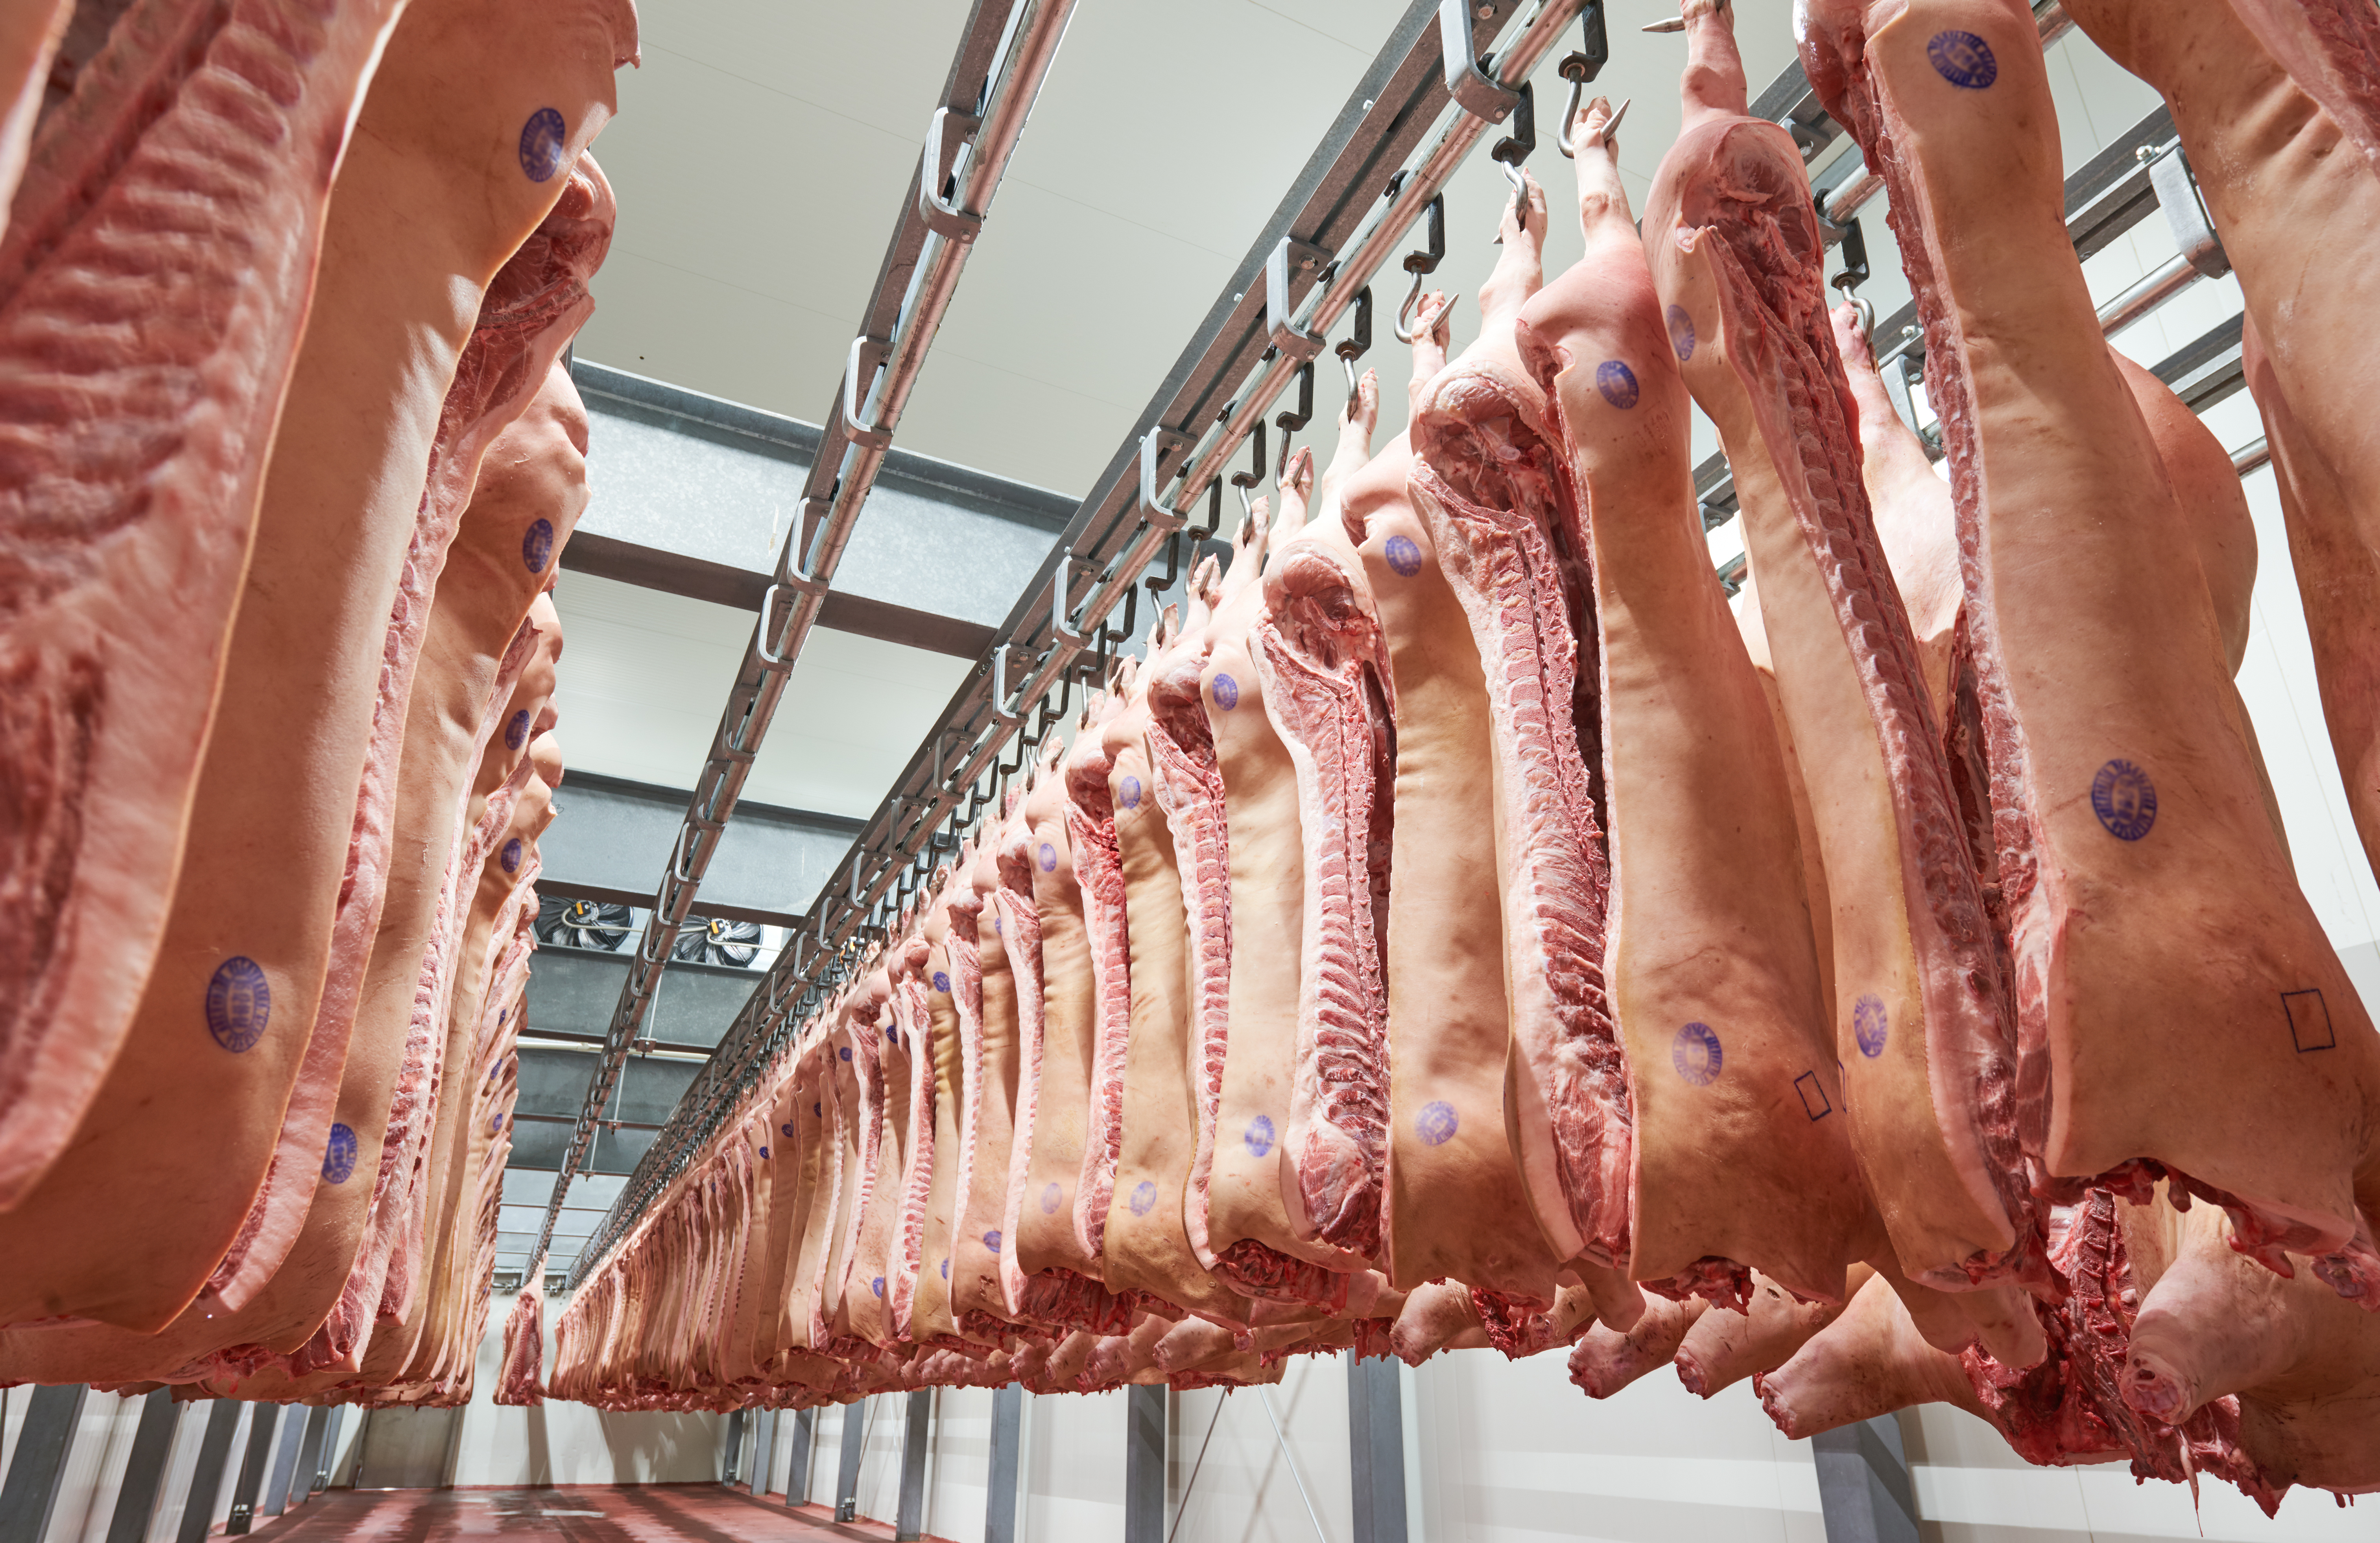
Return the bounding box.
[522,517,554,574]
[783,1121,798,1137]
[1129,1180,1157,1216]
[1673,1022,1722,1085]
[1244,1114,1275,1158]
[1037,842,1057,873]
[933,970,951,993]
[871,1276,885,1299]
[2091,759,2157,841]
[839,1046,852,1062]
[1212,673,1240,711]
[321,1122,358,1184]
[941,1258,950,1280]
[1120,776,1143,810]
[1415,1101,1458,1147]
[1040,1181,1062,1214]
[206,957,271,1053]
[1597,360,1640,409]
[1927,29,1997,89]
[983,1229,1003,1252]
[1384,534,1424,577]
[1666,304,1696,362]
[1853,994,1889,1058]
[505,708,530,752]
[812,1102,822,1117]
[500,837,523,874]
[994,914,1004,935]
[885,1025,898,1045]
[492,1111,506,1134]
[757,1144,768,1160]
[519,107,569,182]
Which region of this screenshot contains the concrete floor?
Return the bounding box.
[247,1485,918,1541]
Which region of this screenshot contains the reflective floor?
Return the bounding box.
[251,1485,910,1541]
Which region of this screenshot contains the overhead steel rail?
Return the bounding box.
[528,0,1079,1270]
[561,0,1604,1289]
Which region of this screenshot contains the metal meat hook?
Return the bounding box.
[1561,95,1629,160]
[1336,285,1373,411]
[1556,1,1611,159]
[1391,192,1446,343]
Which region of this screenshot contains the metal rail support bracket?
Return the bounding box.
[896,1389,932,1540]
[1348,1353,1410,1543]
[985,1385,1024,1543]
[223,1404,280,1536]
[288,1409,328,1513]
[1267,236,1332,364]
[1441,0,1520,121]
[920,105,987,240]
[0,1383,89,1543]
[1812,1415,1920,1543]
[105,1389,185,1543]
[843,336,896,450]
[1124,1384,1166,1543]
[836,1397,869,1522]
[1138,426,1196,532]
[2147,144,2231,281]
[175,1402,245,1543]
[787,1407,817,1507]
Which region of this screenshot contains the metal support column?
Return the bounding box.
[1124,1384,1165,1543]
[104,1388,185,1543]
[751,1408,777,1496]
[0,1383,88,1543]
[288,1408,328,1510]
[834,1397,867,1522]
[895,1388,932,1540]
[983,1385,1022,1543]
[1812,1416,1920,1543]
[785,1408,815,1506]
[723,1408,745,1484]
[1347,1353,1408,1543]
[174,1401,245,1543]
[315,1406,345,1494]
[223,1403,280,1536]
[262,1401,307,1515]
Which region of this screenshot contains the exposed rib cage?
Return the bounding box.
[1146,654,1233,1265]
[836,1006,887,1321]
[945,885,986,1295]
[1253,544,1394,1254]
[1066,750,1132,1260]
[1688,165,2035,1283]
[991,834,1046,1314]
[889,974,936,1340]
[1408,436,1629,1265]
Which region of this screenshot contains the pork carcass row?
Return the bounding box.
[2059,0,2380,884]
[1193,471,1368,1309]
[1642,2,2044,1333]
[841,966,905,1348]
[1001,741,1135,1333]
[1257,424,1398,1259]
[0,0,632,1336]
[0,0,409,1216]
[902,867,970,1349]
[1408,172,1628,1273]
[887,933,943,1342]
[1801,0,2380,1296]
[1067,678,1140,1277]
[1523,99,1871,1311]
[1338,293,1565,1309]
[1098,607,1255,1328]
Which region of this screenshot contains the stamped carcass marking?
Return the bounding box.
[2285,989,2337,1053]
[504,709,531,750]
[1244,1114,1275,1157]
[1119,776,1143,809]
[1040,1181,1062,1213]
[522,518,555,573]
[1128,1181,1157,1216]
[519,109,570,182]
[321,1123,358,1184]
[983,1230,1003,1252]
[1927,30,1998,90]
[1793,1072,1832,1121]
[492,1112,506,1133]
[1212,673,1241,710]
[783,1121,798,1138]
[941,1258,951,1279]
[1853,994,1889,1058]
[205,958,271,1053]
[1415,1101,1458,1147]
[1038,842,1057,872]
[1666,304,1697,361]
[500,838,523,874]
[933,970,951,993]
[2090,758,2157,841]
[839,1047,852,1062]
[871,1276,885,1298]
[1672,1023,1722,1086]
[1596,361,1640,409]
[1384,535,1424,577]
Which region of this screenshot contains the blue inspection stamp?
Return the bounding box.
[871,1276,885,1299]
[505,709,530,751]
[1212,673,1241,710]
[322,1122,358,1184]
[941,1258,950,1280]
[493,1112,506,1134]
[1120,776,1143,810]
[812,1102,822,1117]
[983,1229,1002,1252]
[1129,1180,1157,1216]
[1794,1071,1832,1121]
[1854,994,1888,1058]
[519,108,569,182]
[1673,1022,1722,1085]
[2091,759,2157,841]
[1597,360,1640,410]
[206,957,271,1053]
[1384,534,1424,577]
[933,970,951,994]
[1928,30,1997,89]
[2285,988,2336,1053]
[1041,1181,1062,1214]
[1244,1114,1275,1158]
[783,1121,798,1138]
[1415,1100,1458,1147]
[522,517,554,574]
[501,837,523,874]
[1667,304,1697,362]
[839,1046,852,1062]
[1038,842,1057,873]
